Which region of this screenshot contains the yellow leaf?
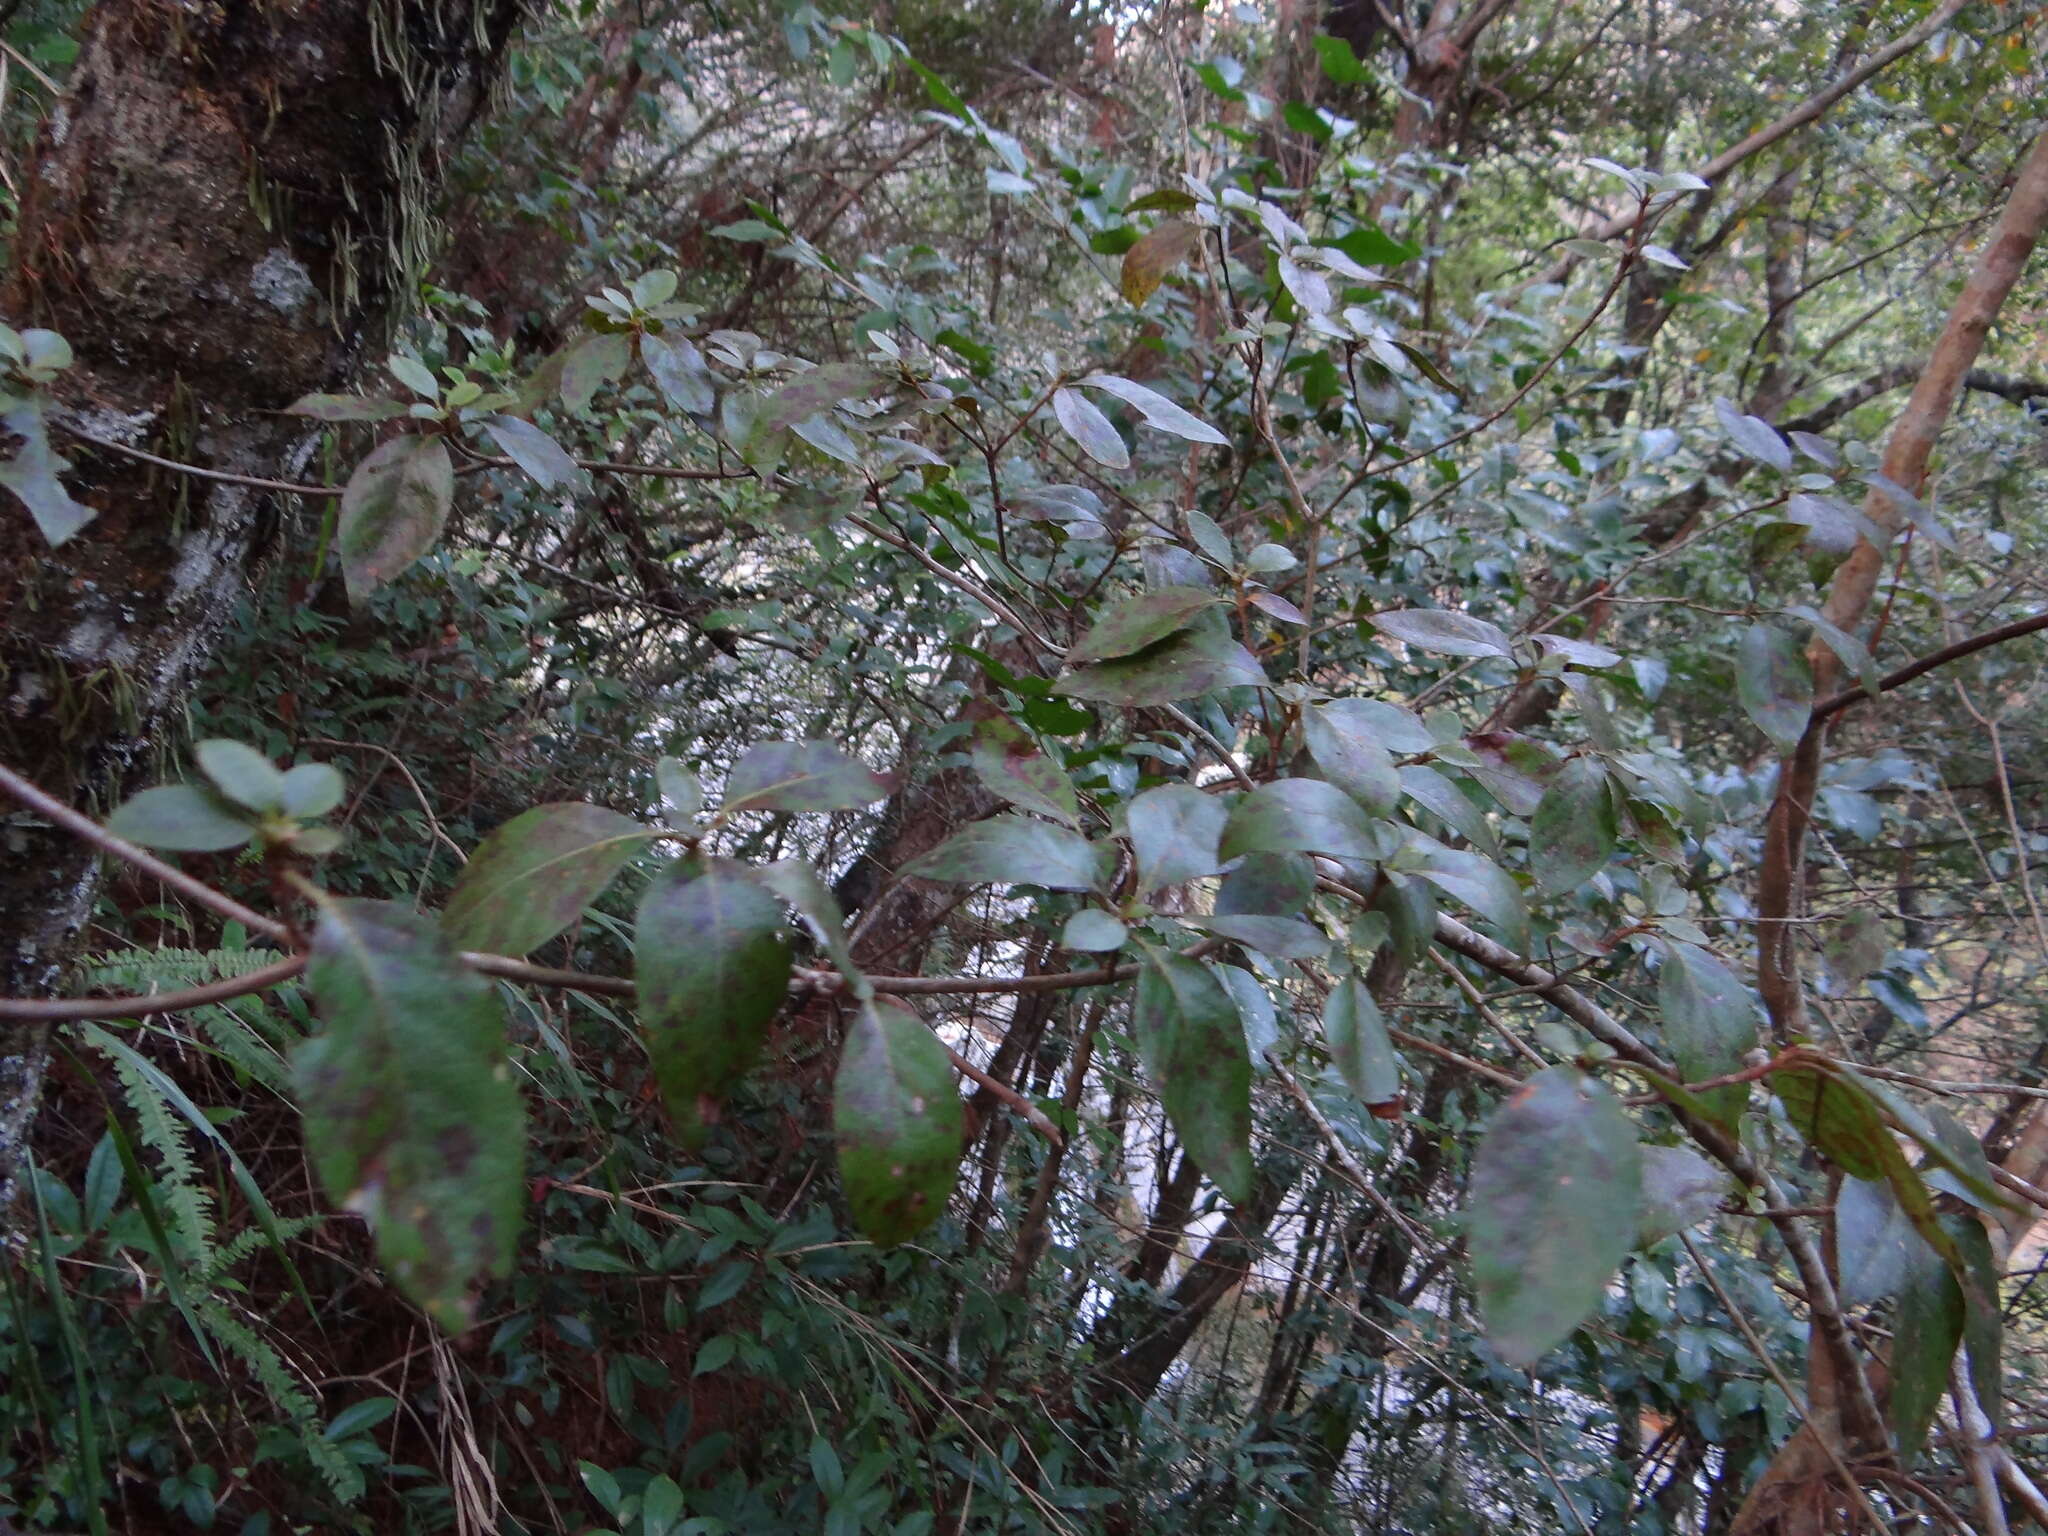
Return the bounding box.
[1121,220,1202,304]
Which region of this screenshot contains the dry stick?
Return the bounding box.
[1953,1360,2015,1536]
[0,955,309,1022]
[1267,1056,1430,1250]
[0,760,289,942]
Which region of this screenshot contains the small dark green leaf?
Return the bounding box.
[1736,623,1813,754]
[642,332,717,415]
[1891,1234,1963,1462]
[1769,1067,1893,1182]
[1303,702,1400,814]
[442,803,650,955]
[1413,843,1529,953]
[637,857,794,1145]
[297,899,524,1329]
[722,740,892,816]
[1220,778,1388,864]
[1216,849,1314,915]
[338,434,454,602]
[1124,188,1201,214]
[1399,764,1500,857]
[902,814,1101,891]
[1530,756,1616,894]
[834,1000,964,1245]
[1467,1067,1641,1367]
[1312,34,1370,85]
[105,784,257,852]
[1836,1175,1927,1306]
[1323,976,1400,1106]
[1127,784,1229,890]
[480,414,580,489]
[1134,951,1254,1204]
[194,739,287,815]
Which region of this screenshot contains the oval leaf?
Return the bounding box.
[443,803,650,956]
[1371,608,1514,659]
[1467,1067,1641,1367]
[298,898,524,1329]
[1303,701,1401,814]
[834,1000,964,1245]
[1736,623,1813,754]
[339,434,455,602]
[105,784,256,852]
[722,740,892,816]
[637,856,794,1145]
[1323,975,1400,1106]
[1529,756,1616,895]
[1220,778,1389,864]
[1052,386,1129,468]
[902,813,1101,891]
[1134,950,1254,1204]
[1127,784,1229,891]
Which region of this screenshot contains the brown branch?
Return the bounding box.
[0,954,308,1020]
[1814,610,2048,720]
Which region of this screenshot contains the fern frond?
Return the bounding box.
[200,1301,364,1503]
[83,1026,216,1263]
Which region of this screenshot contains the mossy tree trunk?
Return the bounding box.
[0,0,521,1216]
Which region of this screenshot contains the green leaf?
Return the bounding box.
[1220,778,1388,864]
[1134,950,1253,1204]
[1328,224,1421,267]
[754,859,870,1001]
[1412,843,1529,953]
[480,415,580,489]
[1323,975,1399,1106]
[1399,764,1500,857]
[297,898,524,1329]
[642,331,716,415]
[1180,913,1329,960]
[721,740,892,816]
[1127,784,1229,890]
[1635,1144,1728,1247]
[1051,386,1128,468]
[194,739,287,815]
[1053,620,1264,706]
[1124,188,1201,214]
[1312,33,1370,85]
[1303,701,1401,814]
[657,756,703,822]
[1078,374,1227,446]
[752,363,878,441]
[338,434,454,602]
[105,784,257,852]
[281,762,345,819]
[1529,757,1616,895]
[1890,1231,1963,1463]
[284,393,408,423]
[1062,909,1127,953]
[442,803,650,955]
[1216,849,1314,915]
[388,354,441,400]
[1658,941,1757,1132]
[1736,623,1813,754]
[902,814,1101,891]
[0,395,93,544]
[1836,1175,1928,1306]
[560,331,632,414]
[1119,220,1202,304]
[1370,608,1514,659]
[637,856,793,1146]
[969,733,1080,827]
[1467,1067,1641,1367]
[1066,587,1220,666]
[834,1000,964,1245]
[1769,1067,1894,1182]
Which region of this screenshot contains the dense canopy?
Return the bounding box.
[3,1,2048,1533]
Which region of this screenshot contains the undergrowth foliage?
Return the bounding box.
[5,0,2048,1533]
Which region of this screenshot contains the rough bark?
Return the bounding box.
[0,0,519,1217]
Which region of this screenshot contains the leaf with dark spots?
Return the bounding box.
[968,730,1079,827]
[1127,784,1229,891]
[1736,623,1813,754]
[442,802,651,956]
[338,434,454,602]
[1529,756,1615,894]
[1053,619,1264,706]
[1303,701,1400,814]
[1467,1066,1640,1367]
[902,813,1102,891]
[1216,850,1314,915]
[834,1000,964,1245]
[1178,913,1329,961]
[1133,949,1253,1204]
[1120,220,1202,303]
[721,739,892,816]
[559,331,632,414]
[1635,1144,1729,1247]
[297,898,524,1330]
[1065,587,1221,667]
[637,856,794,1145]
[751,363,879,441]
[1220,778,1390,864]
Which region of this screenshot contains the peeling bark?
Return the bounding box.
[0,0,520,1218]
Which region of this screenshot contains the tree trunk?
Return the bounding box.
[0,0,519,1216]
